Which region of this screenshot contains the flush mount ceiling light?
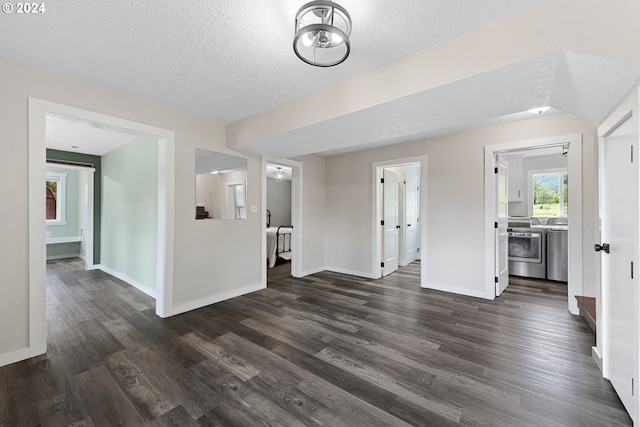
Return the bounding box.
[293,0,352,67]
[528,106,551,115]
[273,167,285,181]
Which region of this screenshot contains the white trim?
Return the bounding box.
[423,282,489,299]
[46,253,81,261]
[0,347,32,368]
[592,345,603,372]
[46,236,82,244]
[156,136,175,318]
[46,163,96,172]
[484,134,583,313]
[84,167,95,269]
[172,283,265,316]
[28,98,176,362]
[372,156,428,287]
[262,157,303,287]
[299,266,326,277]
[325,266,378,280]
[98,265,157,299]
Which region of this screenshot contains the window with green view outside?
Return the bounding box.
[532,172,567,217]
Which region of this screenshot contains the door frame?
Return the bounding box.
[495,155,509,296]
[262,157,303,283]
[403,170,421,265]
[372,156,427,286]
[45,162,95,268]
[382,168,400,276]
[29,98,176,357]
[483,134,583,313]
[597,86,640,422]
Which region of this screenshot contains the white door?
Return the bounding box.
[495,156,509,296]
[602,114,638,417]
[405,173,420,263]
[383,169,399,276]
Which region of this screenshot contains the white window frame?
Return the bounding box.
[46,171,67,225]
[527,167,568,218]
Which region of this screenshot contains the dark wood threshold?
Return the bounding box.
[576,296,596,336]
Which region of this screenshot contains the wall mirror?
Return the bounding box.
[195,148,247,220]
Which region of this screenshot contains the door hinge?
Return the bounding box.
[632,145,634,163]
[380,220,384,226]
[632,261,634,279]
[494,222,498,229]
[495,276,499,283]
[417,186,420,191]
[417,248,420,253]
[381,262,385,268]
[380,178,384,184]
[494,167,498,174]
[632,377,635,396]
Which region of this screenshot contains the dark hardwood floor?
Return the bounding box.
[0,259,631,426]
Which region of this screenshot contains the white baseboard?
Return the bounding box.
[0,347,31,368]
[297,266,326,277]
[172,283,265,316]
[325,266,378,279]
[98,265,157,299]
[46,253,80,261]
[592,346,603,372]
[422,282,492,300]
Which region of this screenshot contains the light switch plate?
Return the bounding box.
[250,204,258,213]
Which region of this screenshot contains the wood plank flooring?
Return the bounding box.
[0,259,631,426]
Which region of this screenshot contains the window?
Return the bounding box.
[530,170,567,217]
[46,172,67,224]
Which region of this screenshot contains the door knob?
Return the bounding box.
[594,243,610,253]
[407,224,412,227]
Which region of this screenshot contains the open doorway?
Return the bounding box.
[262,157,303,286]
[266,162,293,283]
[45,161,95,269]
[373,157,426,282]
[484,134,583,314]
[28,98,176,358]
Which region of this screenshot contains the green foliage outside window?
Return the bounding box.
[532,172,567,217]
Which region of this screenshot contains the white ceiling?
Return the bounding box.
[3,1,640,158]
[46,114,144,156]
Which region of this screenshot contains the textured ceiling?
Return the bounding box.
[3,1,640,159]
[0,0,540,123]
[232,51,640,157]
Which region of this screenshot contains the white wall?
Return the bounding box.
[0,56,269,362]
[325,113,598,298]
[101,137,159,294]
[293,154,327,276]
